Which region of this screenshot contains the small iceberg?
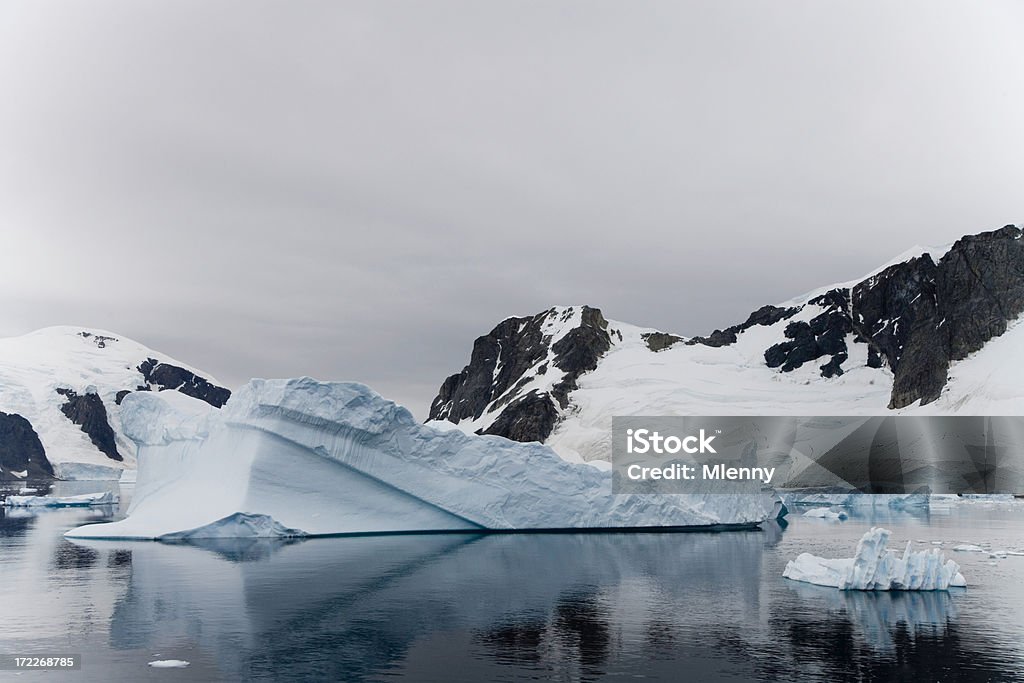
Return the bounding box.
[147,660,190,668]
[802,507,848,520]
[783,527,966,590]
[3,491,118,508]
[159,513,306,540]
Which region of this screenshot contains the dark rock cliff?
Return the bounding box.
[429,306,611,442]
[0,412,54,479]
[55,388,123,462]
[854,225,1024,408]
[137,358,232,408]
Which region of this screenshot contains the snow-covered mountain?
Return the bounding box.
[427,224,1024,463]
[0,327,230,480]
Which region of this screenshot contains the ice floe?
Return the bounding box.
[802,507,848,520]
[3,491,117,507]
[783,527,967,590]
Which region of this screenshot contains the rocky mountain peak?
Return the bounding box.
[428,305,612,442]
[428,224,1024,447]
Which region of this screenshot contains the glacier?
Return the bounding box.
[783,527,967,590]
[66,378,778,539]
[52,462,124,481]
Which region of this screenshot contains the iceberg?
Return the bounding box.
[66,378,778,539]
[783,527,967,590]
[952,544,985,553]
[802,507,848,520]
[159,513,307,540]
[782,491,930,509]
[4,491,118,507]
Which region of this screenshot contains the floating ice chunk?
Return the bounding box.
[783,527,967,590]
[802,507,848,520]
[783,492,929,509]
[18,487,37,494]
[159,513,306,540]
[952,544,985,553]
[147,660,190,668]
[4,491,117,507]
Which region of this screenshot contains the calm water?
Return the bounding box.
[1,482,1022,682]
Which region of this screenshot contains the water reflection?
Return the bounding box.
[52,539,100,571]
[774,586,1007,681]
[1,490,1022,682]
[0,506,33,537]
[795,580,964,651]
[59,528,1022,682]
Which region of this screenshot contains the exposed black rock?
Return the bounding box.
[687,304,801,348]
[549,307,611,409]
[641,332,684,352]
[114,390,131,405]
[937,225,1024,358]
[851,255,945,407]
[55,388,122,462]
[819,352,849,379]
[429,306,612,442]
[764,289,853,377]
[77,331,118,348]
[481,391,560,443]
[138,358,231,408]
[429,315,551,424]
[850,225,1024,408]
[0,411,54,479]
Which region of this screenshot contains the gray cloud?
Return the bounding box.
[2,0,1023,417]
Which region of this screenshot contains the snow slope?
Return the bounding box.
[0,326,229,477]
[66,378,779,539]
[545,308,1024,463]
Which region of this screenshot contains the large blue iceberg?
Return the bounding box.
[67,378,778,539]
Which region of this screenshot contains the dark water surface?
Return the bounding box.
[1,482,1022,682]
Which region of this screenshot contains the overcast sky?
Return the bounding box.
[1,1,1022,418]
